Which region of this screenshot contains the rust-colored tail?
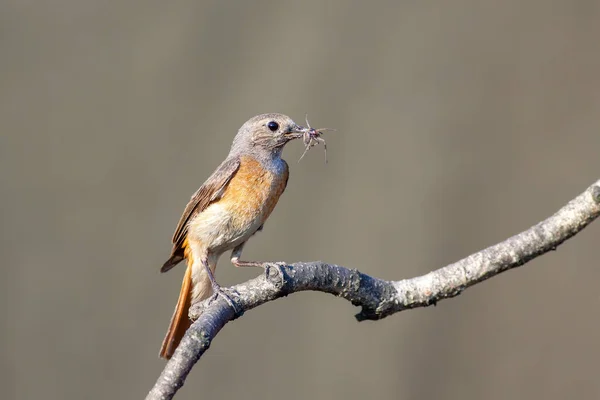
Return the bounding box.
[159,253,216,359]
[159,265,193,359]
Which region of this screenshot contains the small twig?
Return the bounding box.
[146,180,600,400]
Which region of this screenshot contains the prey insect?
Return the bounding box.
[298,115,334,163]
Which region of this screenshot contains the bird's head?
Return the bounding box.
[231,113,310,158]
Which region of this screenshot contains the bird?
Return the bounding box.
[159,113,314,359]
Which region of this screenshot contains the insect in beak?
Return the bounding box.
[297,115,335,163]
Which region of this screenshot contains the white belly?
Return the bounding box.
[187,201,264,254]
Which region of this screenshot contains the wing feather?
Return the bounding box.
[161,157,240,272]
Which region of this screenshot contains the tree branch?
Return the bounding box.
[147,180,600,400]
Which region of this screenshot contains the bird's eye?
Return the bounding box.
[267,121,279,132]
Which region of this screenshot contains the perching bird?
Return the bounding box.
[159,113,316,359]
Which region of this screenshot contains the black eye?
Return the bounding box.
[267,121,279,132]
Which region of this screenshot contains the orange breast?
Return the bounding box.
[219,155,288,236]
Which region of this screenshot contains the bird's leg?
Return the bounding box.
[230,242,266,268]
[201,257,238,313]
[231,243,285,286]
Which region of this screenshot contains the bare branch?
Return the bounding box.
[147,180,600,400]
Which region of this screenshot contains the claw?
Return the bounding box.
[209,283,240,314]
[264,262,286,288]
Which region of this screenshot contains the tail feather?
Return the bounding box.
[161,253,184,273]
[159,250,216,359]
[159,265,193,359]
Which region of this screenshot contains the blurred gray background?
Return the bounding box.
[2,1,599,399]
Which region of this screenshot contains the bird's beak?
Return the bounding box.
[284,124,310,140]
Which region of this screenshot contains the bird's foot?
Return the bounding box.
[209,283,240,315]
[231,259,285,286]
[263,262,287,288]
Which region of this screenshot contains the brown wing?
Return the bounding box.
[161,157,240,272]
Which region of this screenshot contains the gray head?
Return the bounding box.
[229,113,309,160]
